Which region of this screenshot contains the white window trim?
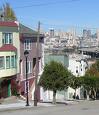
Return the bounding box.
[24,39,31,50]
[0,56,5,69]
[24,61,32,74]
[3,33,13,44]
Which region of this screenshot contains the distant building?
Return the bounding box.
[83,29,91,39]
[49,28,54,37]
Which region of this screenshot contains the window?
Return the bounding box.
[24,39,31,50]
[6,56,10,69]
[33,58,36,68]
[11,55,17,68]
[2,33,13,44]
[76,70,78,73]
[11,55,16,68]
[27,61,32,74]
[76,66,78,73]
[0,57,4,69]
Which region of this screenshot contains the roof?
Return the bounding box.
[0,21,44,39]
[78,47,99,53]
[19,23,37,34]
[0,44,17,52]
[19,23,44,40]
[0,21,18,27]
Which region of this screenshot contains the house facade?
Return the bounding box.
[68,54,89,99]
[0,21,20,98]
[0,21,44,100]
[19,24,44,101]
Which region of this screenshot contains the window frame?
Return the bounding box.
[24,39,31,50]
[0,56,5,69]
[2,33,13,44]
[6,56,10,69]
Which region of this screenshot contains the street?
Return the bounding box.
[0,100,99,115]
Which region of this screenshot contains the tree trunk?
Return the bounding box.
[87,90,89,100]
[53,90,56,104]
[75,89,76,99]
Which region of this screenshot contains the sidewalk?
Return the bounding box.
[0,100,56,112]
[0,98,79,112]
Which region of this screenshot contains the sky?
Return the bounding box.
[0,0,99,32]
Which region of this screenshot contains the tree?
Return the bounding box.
[84,60,99,99]
[85,60,99,77]
[39,61,72,104]
[69,76,82,99]
[82,76,97,100]
[2,3,17,21]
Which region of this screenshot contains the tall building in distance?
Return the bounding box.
[49,28,54,37]
[83,29,91,39]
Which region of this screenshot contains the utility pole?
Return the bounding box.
[34,21,40,106]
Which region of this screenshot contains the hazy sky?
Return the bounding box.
[0,0,99,31]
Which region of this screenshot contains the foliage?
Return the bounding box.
[11,79,20,96]
[2,3,17,21]
[84,59,99,92]
[81,75,99,99]
[85,60,99,77]
[39,61,72,103]
[82,76,95,92]
[69,76,83,94]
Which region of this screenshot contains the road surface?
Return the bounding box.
[0,100,99,115]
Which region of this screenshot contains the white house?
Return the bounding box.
[40,53,89,102]
[67,54,89,100]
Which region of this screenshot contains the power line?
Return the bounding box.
[13,0,80,9]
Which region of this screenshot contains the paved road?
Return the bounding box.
[0,100,99,115]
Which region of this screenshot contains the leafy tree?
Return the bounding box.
[39,61,72,104]
[2,3,17,21]
[84,60,99,99]
[85,60,99,77]
[82,76,99,99]
[69,76,82,98]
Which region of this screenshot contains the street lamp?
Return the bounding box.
[24,50,29,106]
